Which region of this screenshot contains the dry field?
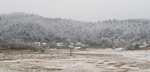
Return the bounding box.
[0,48,150,72]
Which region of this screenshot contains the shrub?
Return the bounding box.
[8,42,28,50]
[125,44,134,50]
[134,44,140,49]
[40,48,45,53]
[28,44,40,51]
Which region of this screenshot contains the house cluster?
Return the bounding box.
[11,39,89,50]
[33,42,47,47]
[99,37,150,50]
[11,38,150,50]
[56,42,89,50]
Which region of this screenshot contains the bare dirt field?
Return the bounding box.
[0,48,150,72]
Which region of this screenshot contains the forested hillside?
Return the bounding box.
[0,12,150,45]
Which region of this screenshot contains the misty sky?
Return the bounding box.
[0,0,150,22]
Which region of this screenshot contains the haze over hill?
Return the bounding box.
[1,0,150,22]
[0,12,150,46]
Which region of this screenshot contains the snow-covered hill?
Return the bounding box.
[0,12,150,43]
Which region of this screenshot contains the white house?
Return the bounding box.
[75,42,82,47]
[68,43,74,48]
[56,42,64,47]
[42,43,47,45]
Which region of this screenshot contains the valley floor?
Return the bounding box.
[0,48,150,72]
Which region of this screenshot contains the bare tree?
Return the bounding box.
[70,48,73,56]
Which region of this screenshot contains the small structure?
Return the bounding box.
[42,43,47,45]
[41,43,47,48]
[74,47,81,51]
[12,39,23,42]
[56,42,64,49]
[75,42,82,47]
[56,42,64,47]
[75,42,88,50]
[147,41,150,46]
[114,48,126,51]
[68,43,74,48]
[140,42,148,48]
[34,42,41,47]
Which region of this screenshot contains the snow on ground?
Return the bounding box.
[0,48,150,72]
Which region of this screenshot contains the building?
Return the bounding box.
[75,42,82,47]
[34,42,41,46]
[56,42,64,47]
[12,39,23,42]
[68,43,74,48]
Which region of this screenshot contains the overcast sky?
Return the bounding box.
[0,0,150,22]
